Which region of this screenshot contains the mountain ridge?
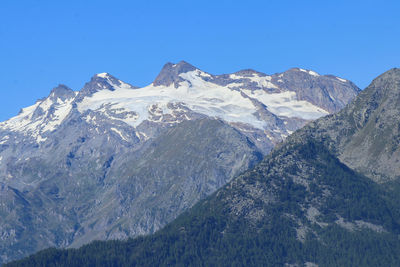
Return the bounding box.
[287,67,400,182]
[0,61,359,146]
[0,62,360,264]
[6,69,400,266]
[6,68,399,266]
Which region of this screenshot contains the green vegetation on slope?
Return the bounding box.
[5,69,400,266]
[6,139,400,267]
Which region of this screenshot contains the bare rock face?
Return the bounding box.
[337,68,400,182]
[0,61,360,264]
[48,84,76,101]
[75,73,138,101]
[270,68,360,113]
[153,61,197,87]
[291,68,400,182]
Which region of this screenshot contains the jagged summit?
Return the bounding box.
[77,74,117,99]
[153,60,199,87]
[173,60,197,72]
[75,72,137,101]
[49,84,75,101]
[88,72,127,88]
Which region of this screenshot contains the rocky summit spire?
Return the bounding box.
[75,73,137,101]
[48,84,75,101]
[153,60,197,87]
[81,73,119,95]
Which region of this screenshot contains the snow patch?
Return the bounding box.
[118,80,134,89]
[229,74,244,80]
[135,131,149,141]
[36,135,47,143]
[96,73,109,78]
[111,127,128,142]
[0,136,9,145]
[78,70,266,129]
[299,68,319,77]
[229,73,277,89]
[242,90,329,120]
[42,98,74,132]
[0,93,74,140]
[336,77,347,82]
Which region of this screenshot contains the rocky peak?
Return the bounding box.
[367,68,400,99]
[153,60,198,87]
[346,68,400,125]
[233,69,267,77]
[270,68,360,113]
[281,68,321,78]
[75,73,137,101]
[93,72,130,89]
[48,84,75,102]
[83,73,119,93]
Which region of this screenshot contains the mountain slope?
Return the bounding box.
[291,68,400,182]
[69,118,263,247]
[0,62,359,264]
[7,131,400,266]
[7,68,400,266]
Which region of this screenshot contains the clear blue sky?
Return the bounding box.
[1,0,399,121]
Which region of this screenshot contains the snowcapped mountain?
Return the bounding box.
[0,61,359,264]
[13,68,400,267]
[0,61,358,151]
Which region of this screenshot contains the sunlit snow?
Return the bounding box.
[299,68,320,77]
[0,68,333,143]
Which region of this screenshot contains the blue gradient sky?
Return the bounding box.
[1,0,399,121]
